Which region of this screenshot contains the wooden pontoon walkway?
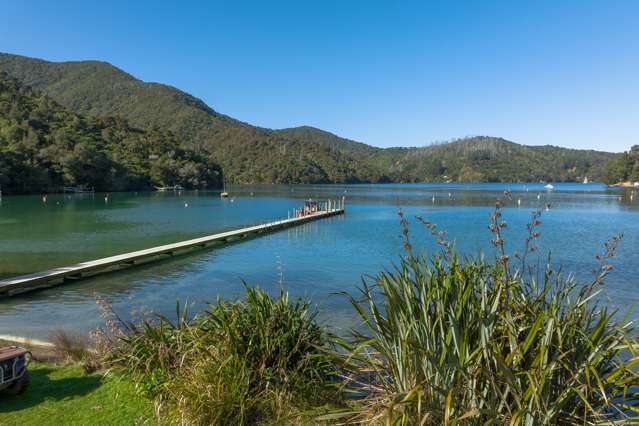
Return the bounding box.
[0,208,344,297]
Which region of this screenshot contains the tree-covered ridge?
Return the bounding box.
[604,145,639,184]
[0,52,617,184]
[277,128,614,182]
[0,72,222,194]
[0,53,242,146]
[275,126,406,180]
[0,52,384,184]
[208,125,387,183]
[396,137,613,182]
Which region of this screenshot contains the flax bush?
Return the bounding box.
[337,201,639,425]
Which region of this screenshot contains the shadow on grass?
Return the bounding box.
[0,367,102,413]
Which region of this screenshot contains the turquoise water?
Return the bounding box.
[0,183,638,340]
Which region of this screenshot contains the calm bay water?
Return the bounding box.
[0,183,638,340]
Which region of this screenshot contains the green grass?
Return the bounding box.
[0,363,154,426]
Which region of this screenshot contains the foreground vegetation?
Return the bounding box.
[0,363,154,425]
[77,197,638,424]
[94,286,341,425]
[0,71,222,194]
[1,52,615,184]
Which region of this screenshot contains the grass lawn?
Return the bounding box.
[0,362,155,425]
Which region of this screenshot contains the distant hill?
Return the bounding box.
[0,53,246,145]
[396,137,614,182]
[277,127,613,183]
[0,71,221,194]
[0,52,381,184]
[0,52,616,183]
[276,126,384,158]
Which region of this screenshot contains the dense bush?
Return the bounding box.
[337,201,639,424]
[100,286,340,425]
[0,71,222,194]
[604,145,639,184]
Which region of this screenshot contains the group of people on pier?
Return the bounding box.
[293,197,344,218]
[294,200,321,218]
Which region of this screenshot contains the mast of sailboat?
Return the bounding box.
[220,172,229,198]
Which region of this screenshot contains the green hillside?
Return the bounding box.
[277,127,613,182]
[397,137,613,182]
[0,52,381,184]
[0,52,616,184]
[0,71,221,194]
[275,126,406,180]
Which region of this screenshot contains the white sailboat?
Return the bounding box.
[583,176,589,184]
[220,179,229,198]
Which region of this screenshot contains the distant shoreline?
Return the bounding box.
[0,181,623,197]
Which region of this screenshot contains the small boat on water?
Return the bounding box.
[544,184,554,190]
[220,180,229,198]
[155,185,183,192]
[583,176,589,184]
[63,186,95,193]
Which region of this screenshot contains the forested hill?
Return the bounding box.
[276,126,386,158]
[276,127,614,183]
[0,52,384,184]
[0,53,242,147]
[0,52,616,184]
[394,137,614,182]
[275,126,407,180]
[603,145,639,184]
[0,72,222,194]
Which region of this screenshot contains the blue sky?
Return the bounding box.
[1,0,637,152]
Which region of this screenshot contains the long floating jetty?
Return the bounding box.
[0,204,344,298]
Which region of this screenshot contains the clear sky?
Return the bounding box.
[1,0,637,152]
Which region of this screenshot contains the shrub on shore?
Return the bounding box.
[336,199,639,424]
[98,285,340,425]
[51,329,102,373]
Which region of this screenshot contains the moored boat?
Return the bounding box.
[155,185,183,192]
[220,179,229,198]
[63,186,95,193]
